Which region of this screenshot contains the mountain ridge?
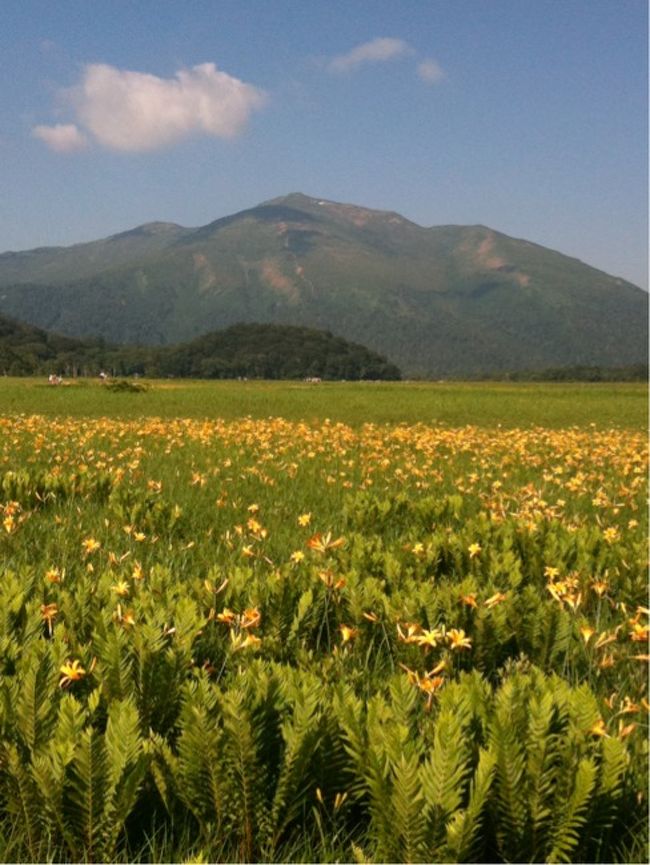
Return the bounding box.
[0,193,646,375]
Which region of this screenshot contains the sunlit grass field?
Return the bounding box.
[0,376,647,427]
[0,378,647,862]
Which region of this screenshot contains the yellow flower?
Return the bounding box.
[81,537,100,555]
[602,527,619,545]
[460,593,478,608]
[333,792,348,811]
[629,623,649,642]
[297,513,312,527]
[579,625,595,644]
[40,603,58,636]
[415,672,446,709]
[240,607,261,629]
[468,543,482,559]
[319,570,346,590]
[589,718,609,737]
[590,579,608,597]
[412,542,425,555]
[418,675,445,695]
[307,532,345,554]
[447,628,472,650]
[111,580,130,597]
[484,592,507,609]
[565,592,583,612]
[114,604,136,628]
[617,721,637,739]
[397,622,423,643]
[45,566,64,584]
[619,697,640,715]
[414,627,444,648]
[290,550,305,563]
[594,628,619,649]
[230,630,262,651]
[339,624,359,643]
[59,659,86,687]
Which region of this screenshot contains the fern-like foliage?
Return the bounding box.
[547,756,598,863]
[488,681,528,860]
[444,747,497,862]
[63,725,109,859]
[391,753,427,862]
[0,741,44,860]
[420,703,473,852]
[265,675,323,855]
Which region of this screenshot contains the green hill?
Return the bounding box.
[0,193,646,375]
[0,313,104,375]
[0,315,400,380]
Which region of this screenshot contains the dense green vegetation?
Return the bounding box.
[0,194,646,376]
[153,323,401,380]
[487,364,648,382]
[0,317,400,380]
[0,404,647,863]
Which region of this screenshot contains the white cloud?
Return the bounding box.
[328,38,413,73]
[33,62,266,153]
[417,58,446,84]
[32,123,88,152]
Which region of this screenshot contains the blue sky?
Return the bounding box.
[1,0,647,287]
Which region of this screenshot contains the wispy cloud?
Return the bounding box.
[326,38,446,86]
[32,123,88,152]
[33,62,266,153]
[328,38,413,73]
[417,58,445,85]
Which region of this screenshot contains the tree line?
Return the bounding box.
[0,317,402,380]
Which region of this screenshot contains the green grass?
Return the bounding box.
[0,377,647,429]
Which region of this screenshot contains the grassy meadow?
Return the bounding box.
[0,376,647,427]
[0,378,647,862]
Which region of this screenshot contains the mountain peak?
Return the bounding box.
[261,192,419,229]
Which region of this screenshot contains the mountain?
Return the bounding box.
[0,314,400,380]
[0,193,646,376]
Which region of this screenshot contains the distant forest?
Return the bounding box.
[0,318,402,380]
[1,314,646,382]
[486,364,648,382]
